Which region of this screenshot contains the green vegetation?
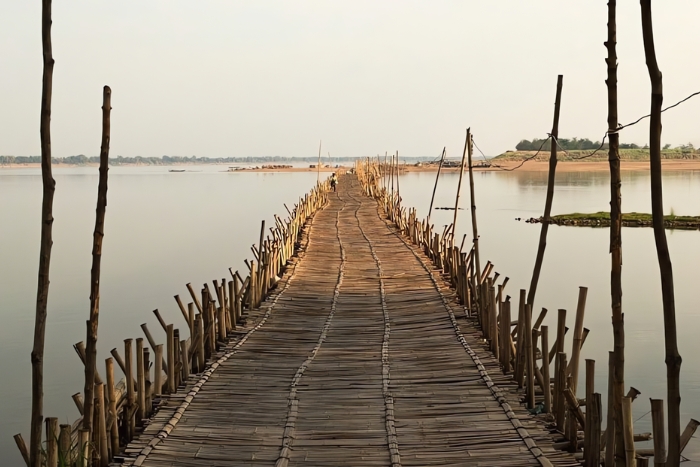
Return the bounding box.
[501,139,699,161]
[542,211,700,229]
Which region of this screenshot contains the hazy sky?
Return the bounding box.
[2,1,700,159]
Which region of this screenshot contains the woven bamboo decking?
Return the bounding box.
[120,175,579,467]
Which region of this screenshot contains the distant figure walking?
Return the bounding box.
[330,173,338,192]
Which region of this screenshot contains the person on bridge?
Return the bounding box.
[330,173,338,192]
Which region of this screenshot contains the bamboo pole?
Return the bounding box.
[317,139,321,185]
[45,417,58,467]
[166,325,175,393]
[105,358,119,458]
[585,359,595,459]
[556,352,568,430]
[501,299,512,372]
[639,3,682,464]
[82,86,112,443]
[72,393,84,415]
[95,383,108,467]
[541,325,551,414]
[14,434,30,466]
[140,323,167,374]
[605,2,626,464]
[527,75,563,309]
[622,396,636,467]
[124,339,135,441]
[58,425,72,466]
[426,147,446,224]
[452,131,469,240]
[679,419,699,455]
[515,289,526,387]
[29,1,57,464]
[524,304,535,409]
[570,287,588,395]
[196,316,205,372]
[650,399,666,466]
[606,351,616,467]
[136,338,145,426]
[154,344,163,397]
[466,127,482,293]
[586,393,602,467]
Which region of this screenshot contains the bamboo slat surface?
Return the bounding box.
[119,175,579,467]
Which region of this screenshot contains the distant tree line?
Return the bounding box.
[515,138,696,152]
[515,137,650,151]
[0,155,429,165]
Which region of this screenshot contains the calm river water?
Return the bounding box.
[1,166,699,463]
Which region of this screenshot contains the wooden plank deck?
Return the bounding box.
[120,175,579,467]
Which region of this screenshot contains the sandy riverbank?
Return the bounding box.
[402,160,700,173]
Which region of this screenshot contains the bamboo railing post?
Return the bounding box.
[606,351,616,467]
[622,396,636,467]
[140,323,167,375]
[489,281,498,357]
[196,316,205,372]
[105,358,119,458]
[650,399,666,466]
[154,344,163,397]
[187,303,195,340]
[466,128,482,308]
[173,329,181,388]
[426,148,446,225]
[228,280,236,331]
[679,419,699,456]
[524,304,535,409]
[527,75,563,309]
[136,338,145,426]
[45,417,58,467]
[586,393,602,467]
[180,339,189,382]
[250,261,258,310]
[124,339,135,441]
[58,424,72,465]
[95,383,108,467]
[567,374,578,451]
[72,393,85,415]
[556,352,568,430]
[82,86,112,447]
[554,309,567,415]
[640,3,682,464]
[186,283,203,314]
[515,289,526,388]
[208,302,217,352]
[585,359,595,459]
[570,287,588,396]
[541,326,551,413]
[452,131,469,241]
[501,299,512,372]
[29,1,57,463]
[79,429,90,467]
[166,325,175,394]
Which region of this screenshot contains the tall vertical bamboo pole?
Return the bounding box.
[541,325,551,414]
[640,3,681,464]
[606,2,625,464]
[527,75,563,309]
[466,128,482,293]
[317,139,321,185]
[395,150,401,212]
[452,130,469,242]
[83,86,112,442]
[426,147,446,225]
[650,398,667,466]
[29,1,56,464]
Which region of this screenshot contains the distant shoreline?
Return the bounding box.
[4,160,700,173]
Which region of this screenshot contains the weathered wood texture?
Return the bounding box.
[117,176,577,467]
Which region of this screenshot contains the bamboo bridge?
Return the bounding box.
[104,173,580,467]
[23,165,629,467]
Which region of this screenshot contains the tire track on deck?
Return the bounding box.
[347,187,402,467]
[274,192,353,467]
